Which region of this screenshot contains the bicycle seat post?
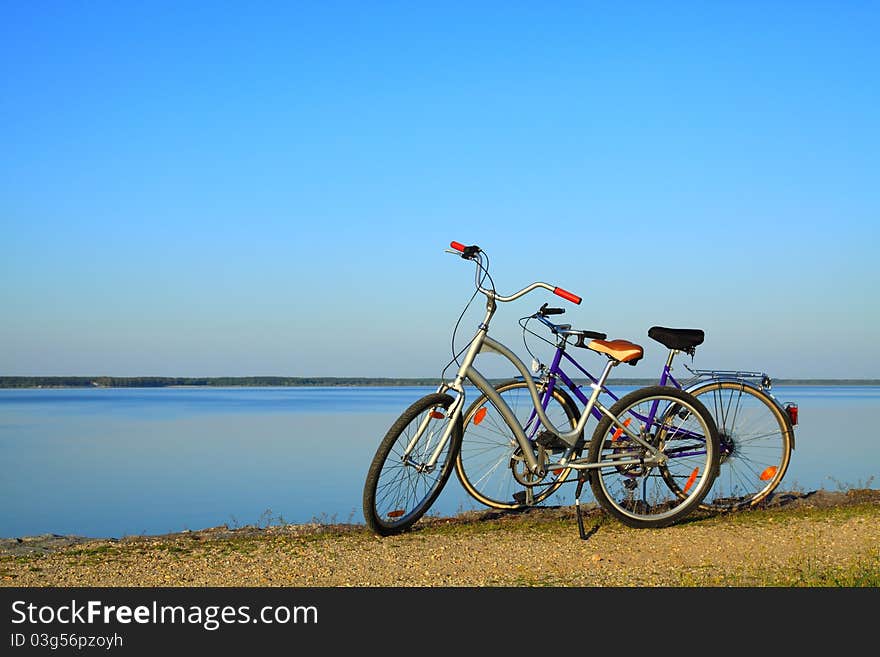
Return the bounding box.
[660,347,685,387]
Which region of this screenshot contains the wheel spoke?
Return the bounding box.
[363,393,462,535]
[691,382,792,511]
[455,381,581,509]
[589,386,719,528]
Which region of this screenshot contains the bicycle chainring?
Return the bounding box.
[510,444,551,486]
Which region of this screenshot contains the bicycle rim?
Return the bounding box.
[589,386,719,528]
[689,381,793,511]
[363,393,462,535]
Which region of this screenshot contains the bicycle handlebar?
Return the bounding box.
[449,241,582,305]
[449,241,482,260]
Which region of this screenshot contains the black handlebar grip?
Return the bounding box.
[574,331,608,348]
[539,302,565,316]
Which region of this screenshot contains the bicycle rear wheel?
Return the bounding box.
[588,386,719,529]
[454,379,582,510]
[688,380,794,511]
[363,393,462,536]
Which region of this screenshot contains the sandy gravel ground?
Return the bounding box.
[2,490,879,587]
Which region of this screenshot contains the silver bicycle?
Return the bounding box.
[362,242,721,536]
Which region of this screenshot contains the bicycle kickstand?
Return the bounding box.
[575,471,600,541]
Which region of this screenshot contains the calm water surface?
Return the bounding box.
[1,385,878,538]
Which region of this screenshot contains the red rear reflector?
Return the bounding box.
[683,468,698,493]
[430,411,445,419]
[786,403,798,426]
[473,407,488,425]
[760,466,778,481]
[387,510,405,518]
[612,417,631,441]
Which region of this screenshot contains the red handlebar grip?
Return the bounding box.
[554,286,582,305]
[450,241,465,252]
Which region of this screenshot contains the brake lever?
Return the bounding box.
[537,302,565,317]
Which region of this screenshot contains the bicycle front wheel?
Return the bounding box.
[454,380,582,510]
[588,386,719,529]
[688,380,794,511]
[362,393,462,536]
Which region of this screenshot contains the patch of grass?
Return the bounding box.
[691,499,880,529]
[67,544,118,557]
[765,553,880,587]
[55,543,124,565]
[215,538,263,556]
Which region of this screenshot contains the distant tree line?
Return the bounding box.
[0,376,877,389]
[0,376,449,388]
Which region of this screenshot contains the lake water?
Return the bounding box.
[1,385,878,538]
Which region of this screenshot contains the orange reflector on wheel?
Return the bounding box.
[612,417,631,441]
[760,466,778,481]
[552,469,563,475]
[387,510,405,518]
[473,407,488,425]
[430,411,445,419]
[683,468,698,494]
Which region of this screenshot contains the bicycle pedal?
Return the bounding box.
[512,491,528,505]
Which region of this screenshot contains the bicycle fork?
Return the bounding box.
[400,392,466,472]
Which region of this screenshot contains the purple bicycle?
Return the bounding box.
[454,302,798,513]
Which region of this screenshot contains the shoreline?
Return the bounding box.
[2,487,877,554]
[2,488,878,587]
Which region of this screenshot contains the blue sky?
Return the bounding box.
[2,2,878,379]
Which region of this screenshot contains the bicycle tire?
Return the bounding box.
[588,385,719,529]
[362,392,463,536]
[454,379,582,510]
[686,380,794,511]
